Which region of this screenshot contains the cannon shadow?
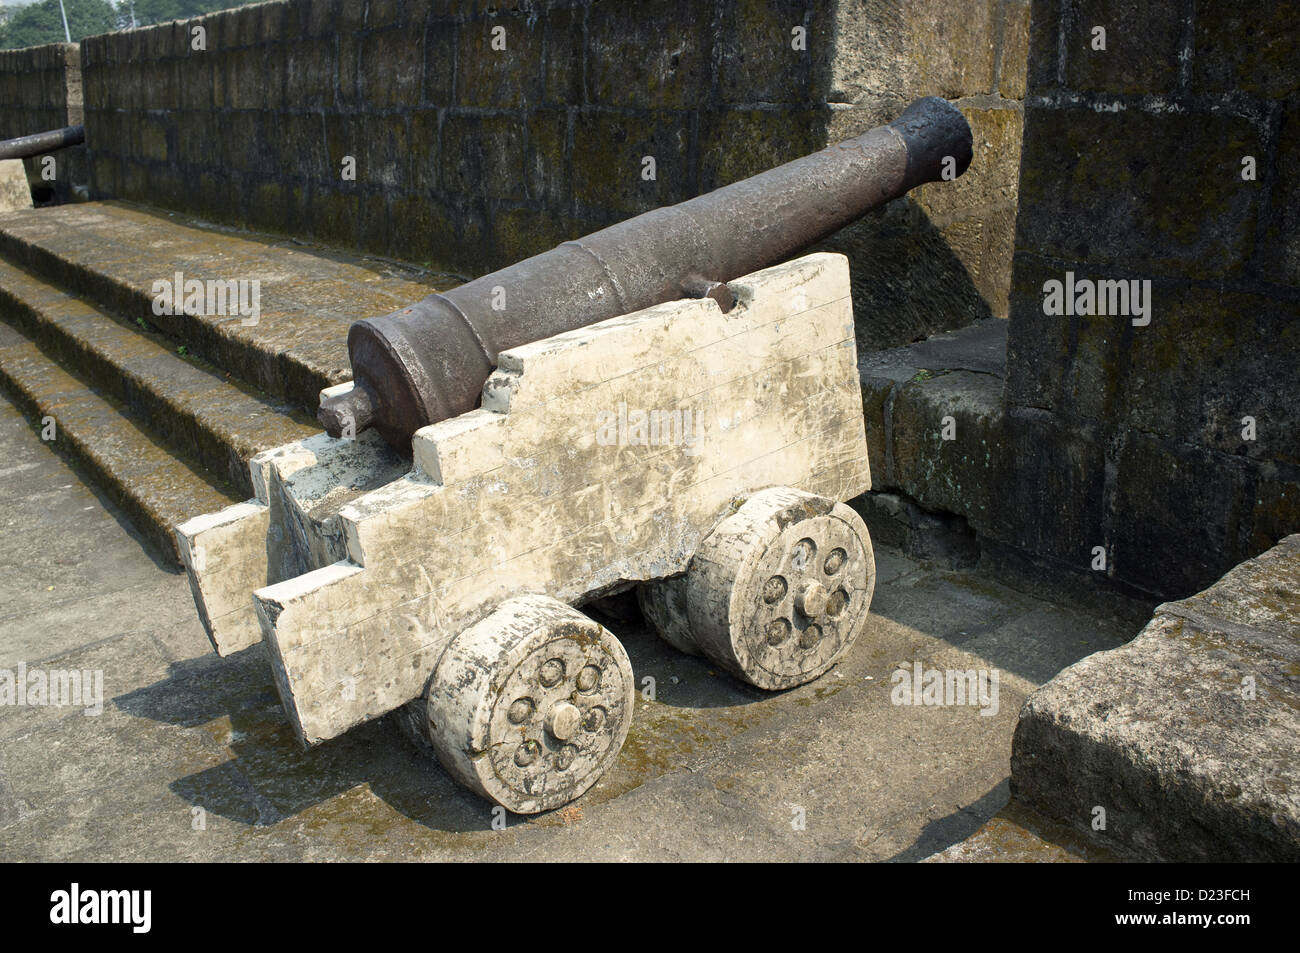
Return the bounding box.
[113,597,771,836]
[111,539,1133,847]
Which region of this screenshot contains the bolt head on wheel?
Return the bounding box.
[426,595,635,814]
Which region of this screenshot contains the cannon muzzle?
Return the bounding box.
[321,96,973,449]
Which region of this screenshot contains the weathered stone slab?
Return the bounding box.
[200,253,870,745]
[1010,533,1300,861]
[856,320,1008,536]
[0,322,238,562]
[0,200,444,413]
[0,256,318,497]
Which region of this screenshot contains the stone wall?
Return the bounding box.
[0,42,87,205]
[72,0,1027,350]
[1004,0,1300,597]
[822,0,1028,344]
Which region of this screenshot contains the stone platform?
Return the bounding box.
[1009,535,1300,861]
[0,387,1140,860]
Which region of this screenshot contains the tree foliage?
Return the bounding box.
[0,0,117,48]
[0,0,260,49]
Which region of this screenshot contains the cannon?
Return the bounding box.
[319,96,972,449]
[175,101,973,815]
[181,253,879,813]
[0,124,85,161]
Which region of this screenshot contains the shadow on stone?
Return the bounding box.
[113,611,770,834]
[815,195,995,354]
[885,778,1011,862]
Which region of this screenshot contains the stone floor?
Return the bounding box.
[0,389,1140,861]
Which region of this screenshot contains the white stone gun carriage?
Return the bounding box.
[177,252,877,814]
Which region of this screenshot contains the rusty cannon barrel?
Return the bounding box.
[0,125,85,161]
[321,96,972,449]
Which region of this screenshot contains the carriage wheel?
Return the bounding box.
[426,594,635,814]
[685,487,875,690]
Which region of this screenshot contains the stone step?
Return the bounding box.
[0,257,319,498]
[0,200,449,413]
[1009,534,1300,862]
[0,320,240,563]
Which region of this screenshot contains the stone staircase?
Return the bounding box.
[0,200,447,562]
